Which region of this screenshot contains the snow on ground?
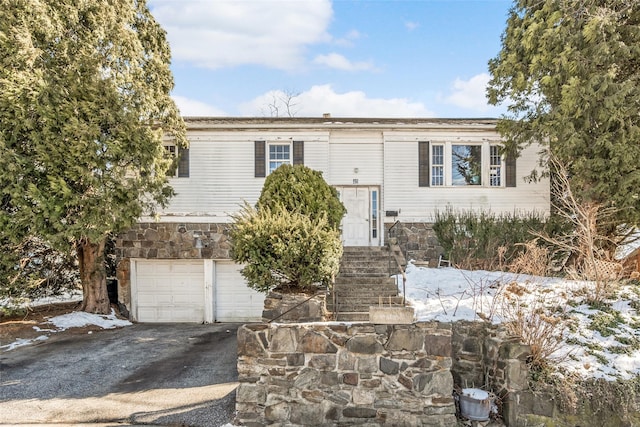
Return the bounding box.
[1,307,131,352]
[399,262,640,381]
[47,309,132,330]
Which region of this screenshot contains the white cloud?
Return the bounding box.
[239,85,434,118]
[405,21,419,31]
[334,29,363,47]
[149,0,333,70]
[313,53,375,72]
[442,73,493,112]
[172,95,227,117]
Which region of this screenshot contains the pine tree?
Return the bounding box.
[488,1,640,227]
[0,0,186,313]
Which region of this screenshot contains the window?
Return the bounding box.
[164,145,189,177]
[490,145,502,187]
[452,145,482,186]
[255,140,304,177]
[431,144,444,186]
[269,144,290,174]
[418,141,514,187]
[371,190,378,239]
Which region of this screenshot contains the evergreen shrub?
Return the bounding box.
[230,204,342,293]
[257,164,346,230]
[231,165,345,293]
[0,237,80,302]
[433,208,554,270]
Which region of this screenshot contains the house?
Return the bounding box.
[114,117,550,323]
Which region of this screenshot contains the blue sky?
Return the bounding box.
[148,0,513,118]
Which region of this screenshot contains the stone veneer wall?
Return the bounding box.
[237,322,456,427]
[114,222,231,311]
[237,321,535,426]
[386,222,444,266]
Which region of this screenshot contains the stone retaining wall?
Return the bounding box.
[237,322,457,426]
[236,321,534,426]
[386,222,443,265]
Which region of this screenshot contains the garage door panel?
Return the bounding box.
[215,262,265,322]
[135,260,205,323]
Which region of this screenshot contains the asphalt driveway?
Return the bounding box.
[0,323,241,426]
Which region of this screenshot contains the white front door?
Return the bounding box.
[340,187,376,246]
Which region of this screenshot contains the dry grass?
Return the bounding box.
[508,239,550,277]
[499,281,569,369]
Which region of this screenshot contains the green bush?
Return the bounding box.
[433,208,552,270]
[230,204,342,293]
[257,164,346,230]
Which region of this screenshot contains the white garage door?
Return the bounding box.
[215,262,265,322]
[134,260,205,323]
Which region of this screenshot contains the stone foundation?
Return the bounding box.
[115,222,232,261]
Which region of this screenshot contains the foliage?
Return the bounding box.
[0,237,80,301]
[487,1,640,227]
[0,0,185,313]
[257,164,346,230]
[432,208,552,270]
[230,203,343,294]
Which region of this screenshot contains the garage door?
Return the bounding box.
[215,262,265,322]
[134,260,205,322]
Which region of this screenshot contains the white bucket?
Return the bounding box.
[458,388,494,421]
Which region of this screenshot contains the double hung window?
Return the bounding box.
[254,140,304,177]
[164,144,189,177]
[268,144,291,174]
[419,141,513,187]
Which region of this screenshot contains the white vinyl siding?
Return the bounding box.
[155,124,549,224]
[161,131,329,219]
[328,131,383,186]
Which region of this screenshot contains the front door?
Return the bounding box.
[339,186,379,246]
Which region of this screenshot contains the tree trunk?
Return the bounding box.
[77,237,110,314]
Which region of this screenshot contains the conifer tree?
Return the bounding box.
[0,0,186,313]
[488,1,640,227]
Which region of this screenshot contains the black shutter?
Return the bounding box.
[178,148,189,178]
[505,153,516,187]
[418,141,430,187]
[293,141,304,165]
[255,140,265,177]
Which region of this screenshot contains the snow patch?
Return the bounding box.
[47,309,132,330]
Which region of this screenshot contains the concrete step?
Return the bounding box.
[337,272,391,278]
[334,276,397,285]
[328,303,405,312]
[334,312,370,322]
[331,289,398,297]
